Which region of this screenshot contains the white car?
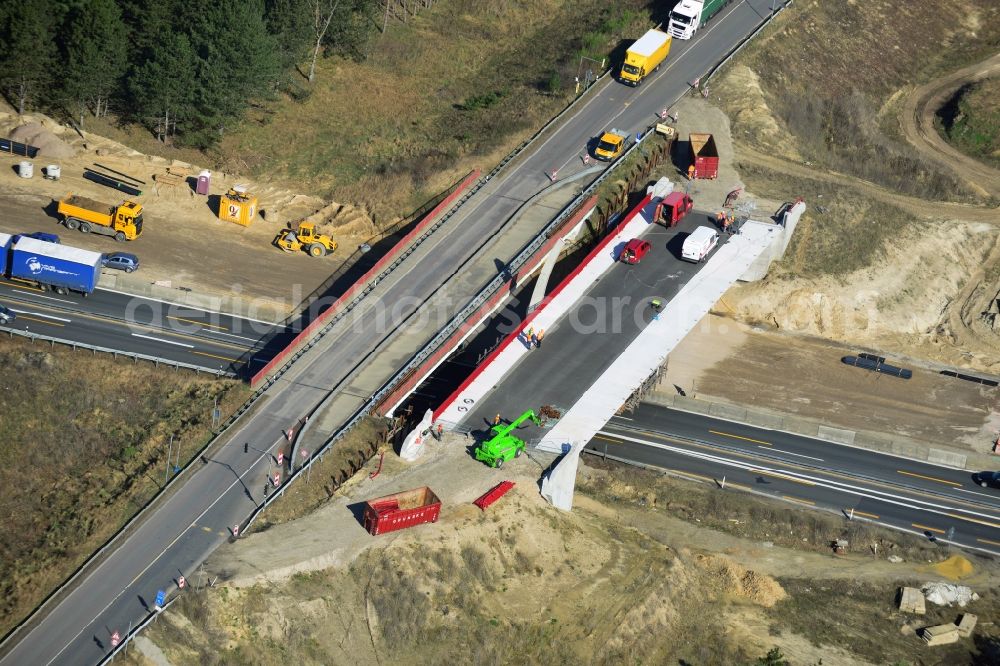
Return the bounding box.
[0,304,15,325]
[681,226,719,263]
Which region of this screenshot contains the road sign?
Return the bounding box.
[155,589,165,610]
[300,449,308,459]
[177,575,186,589]
[273,471,281,487]
[277,451,283,466]
[233,524,240,537]
[110,631,120,647]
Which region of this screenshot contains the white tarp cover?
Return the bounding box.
[922,583,979,607]
[399,409,433,462]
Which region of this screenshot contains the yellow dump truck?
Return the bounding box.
[619,28,672,86]
[56,194,143,241]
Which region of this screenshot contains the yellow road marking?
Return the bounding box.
[912,523,945,534]
[668,469,751,491]
[977,537,1000,547]
[943,512,1000,530]
[4,299,250,351]
[610,428,994,515]
[9,284,45,293]
[851,510,880,520]
[192,350,240,363]
[18,315,65,326]
[169,315,227,331]
[201,526,212,532]
[752,469,815,486]
[594,434,621,444]
[783,495,815,505]
[897,470,961,487]
[710,429,770,446]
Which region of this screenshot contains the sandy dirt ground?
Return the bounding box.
[130,437,998,666]
[0,111,381,314]
[659,314,1000,455]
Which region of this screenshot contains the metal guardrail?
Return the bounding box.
[253,68,615,392]
[2,328,234,377]
[96,596,177,665]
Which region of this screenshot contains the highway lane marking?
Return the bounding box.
[783,495,815,506]
[751,469,814,486]
[14,314,65,326]
[897,470,962,487]
[612,415,633,421]
[851,509,880,520]
[955,488,999,500]
[169,315,228,331]
[604,426,1000,518]
[10,309,71,322]
[6,286,72,302]
[761,446,823,462]
[912,523,945,534]
[192,350,241,363]
[978,537,1000,547]
[42,435,284,666]
[668,468,752,491]
[205,329,259,343]
[132,333,194,348]
[201,526,212,532]
[942,512,1000,530]
[594,434,621,444]
[710,429,771,446]
[601,429,1000,526]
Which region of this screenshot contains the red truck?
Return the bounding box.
[656,192,694,227]
[689,133,719,179]
[363,486,442,535]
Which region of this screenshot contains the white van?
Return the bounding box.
[681,226,719,263]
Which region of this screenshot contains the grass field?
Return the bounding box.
[0,338,249,636]
[714,0,1000,204]
[937,77,1000,170]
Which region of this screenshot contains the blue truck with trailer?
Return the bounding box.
[4,236,101,296]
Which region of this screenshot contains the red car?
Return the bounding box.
[621,238,651,264]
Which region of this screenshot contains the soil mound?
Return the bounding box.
[10,121,75,159]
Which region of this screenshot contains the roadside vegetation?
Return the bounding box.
[714,0,1000,204]
[139,457,999,665]
[0,338,249,637]
[937,77,1000,170]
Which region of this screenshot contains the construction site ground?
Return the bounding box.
[657,314,1000,459]
[0,110,385,321]
[129,432,1000,666]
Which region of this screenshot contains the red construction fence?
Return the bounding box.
[376,196,598,416]
[251,170,481,388]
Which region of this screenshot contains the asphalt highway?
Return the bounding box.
[0,279,284,375]
[0,3,789,664]
[463,208,726,434]
[588,403,1000,555]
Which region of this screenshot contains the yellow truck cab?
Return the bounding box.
[620,28,672,86]
[594,129,628,161]
[57,194,143,242]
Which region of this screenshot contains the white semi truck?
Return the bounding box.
[667,0,728,40]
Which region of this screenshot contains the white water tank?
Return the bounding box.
[45,165,61,180]
[18,161,33,178]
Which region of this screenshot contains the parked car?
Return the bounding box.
[13,231,60,244]
[681,226,719,263]
[972,471,1000,489]
[101,252,140,273]
[0,304,15,325]
[620,238,651,264]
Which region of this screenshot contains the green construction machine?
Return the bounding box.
[474,410,542,468]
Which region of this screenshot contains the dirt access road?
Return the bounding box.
[900,51,1000,200]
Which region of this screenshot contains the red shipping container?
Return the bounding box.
[363,486,442,536]
[689,133,719,179]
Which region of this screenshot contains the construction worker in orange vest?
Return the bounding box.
[687,164,696,180]
[535,329,545,348]
[716,210,726,229]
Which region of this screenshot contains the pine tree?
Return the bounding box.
[265,0,313,72]
[0,0,58,115]
[184,0,281,146]
[59,0,128,125]
[129,30,196,142]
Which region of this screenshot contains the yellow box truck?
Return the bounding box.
[56,194,143,241]
[619,28,672,86]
